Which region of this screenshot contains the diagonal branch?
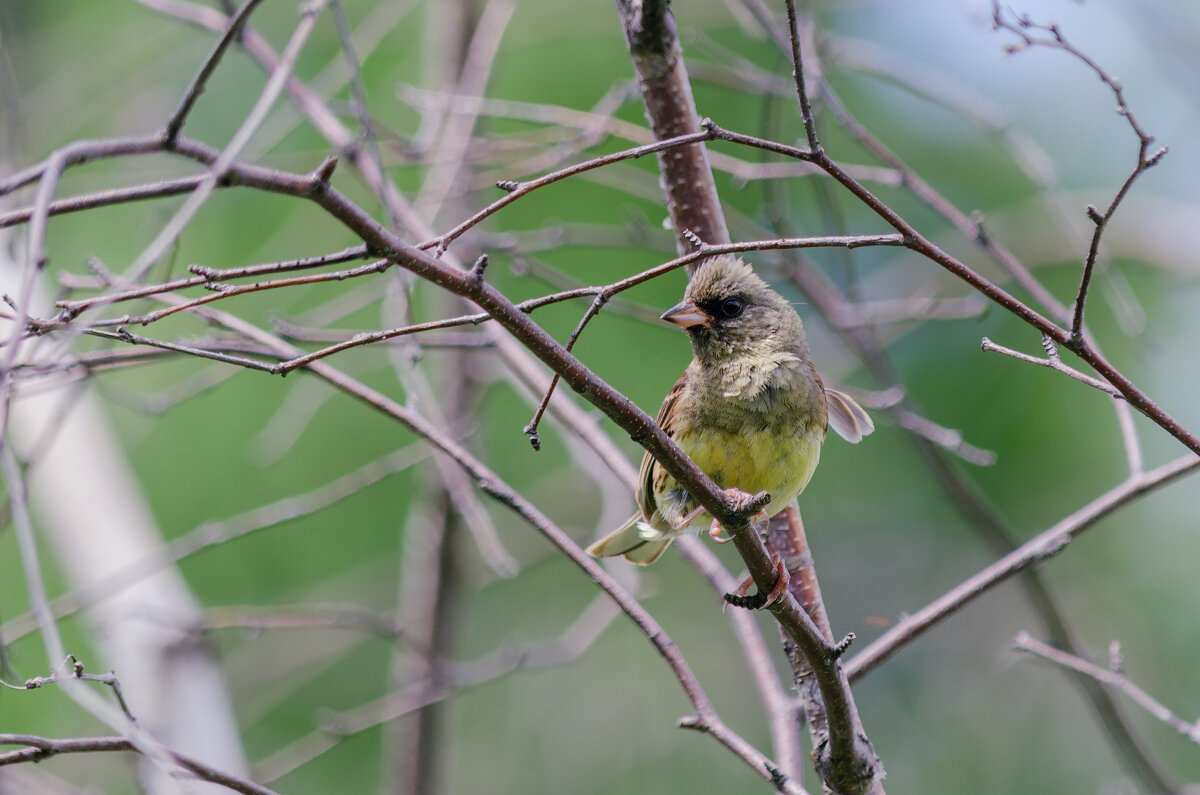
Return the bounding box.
[1012,633,1200,747]
[846,453,1200,682]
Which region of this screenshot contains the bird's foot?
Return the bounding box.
[707,489,771,543]
[708,519,733,544]
[724,554,791,610]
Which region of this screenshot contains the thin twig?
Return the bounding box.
[0,734,279,795]
[523,291,608,450]
[126,0,330,282]
[255,594,622,783]
[2,444,434,643]
[784,0,821,153]
[981,336,1123,399]
[428,128,714,253]
[1012,632,1200,746]
[0,175,207,230]
[846,453,1200,682]
[163,0,268,143]
[990,4,1167,342]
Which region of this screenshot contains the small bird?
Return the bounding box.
[586,255,872,565]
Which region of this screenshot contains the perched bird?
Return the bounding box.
[586,255,872,565]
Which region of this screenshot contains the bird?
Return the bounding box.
[586,254,872,565]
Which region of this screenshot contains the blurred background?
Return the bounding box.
[2,0,1198,793]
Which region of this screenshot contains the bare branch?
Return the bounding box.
[615,0,729,259]
[127,0,330,282]
[1014,633,1200,746]
[163,0,268,143]
[0,734,279,795]
[846,454,1200,682]
[980,336,1123,399]
[990,4,1167,342]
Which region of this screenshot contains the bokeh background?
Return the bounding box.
[2,1,1198,793]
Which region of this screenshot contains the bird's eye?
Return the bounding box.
[719,298,743,318]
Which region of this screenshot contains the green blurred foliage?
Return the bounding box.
[2,1,1199,794]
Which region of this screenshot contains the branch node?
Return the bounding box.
[1085,204,1104,225]
[496,179,521,192]
[1108,640,1125,674]
[522,422,541,452]
[469,253,490,283]
[1146,145,1168,167]
[972,211,990,244]
[307,155,338,193]
[833,632,857,659]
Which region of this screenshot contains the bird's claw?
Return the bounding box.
[709,489,771,543]
[724,554,791,610]
[708,520,734,544]
[762,554,791,608]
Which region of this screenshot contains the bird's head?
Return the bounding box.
[661,255,806,364]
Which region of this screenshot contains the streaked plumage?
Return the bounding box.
[587,255,872,565]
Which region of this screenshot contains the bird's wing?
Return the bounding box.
[636,369,690,520]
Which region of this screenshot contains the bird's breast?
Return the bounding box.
[677,421,824,517]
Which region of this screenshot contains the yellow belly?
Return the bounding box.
[675,425,823,519]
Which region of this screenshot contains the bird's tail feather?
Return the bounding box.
[586,513,674,566]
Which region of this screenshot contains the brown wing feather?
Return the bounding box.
[636,369,689,521]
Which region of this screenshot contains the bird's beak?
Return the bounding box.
[660,299,711,329]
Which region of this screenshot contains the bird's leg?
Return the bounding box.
[669,504,708,531]
[724,554,791,610]
[709,489,770,543]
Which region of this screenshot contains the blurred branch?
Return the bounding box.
[677,536,805,781]
[0,735,278,795]
[256,594,622,783]
[846,453,1200,681]
[1012,632,1200,747]
[2,444,433,643]
[1,447,177,778]
[125,0,330,283]
[191,603,404,638]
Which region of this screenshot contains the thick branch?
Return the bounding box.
[615,0,729,263]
